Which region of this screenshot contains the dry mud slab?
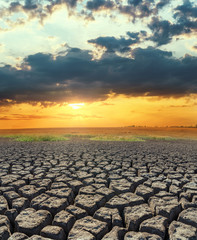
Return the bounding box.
[0,139,197,240]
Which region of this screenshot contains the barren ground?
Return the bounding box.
[0,139,197,239]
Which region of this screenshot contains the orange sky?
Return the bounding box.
[0,1,197,130]
[0,94,197,129]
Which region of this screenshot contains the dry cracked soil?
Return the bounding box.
[0,139,197,240]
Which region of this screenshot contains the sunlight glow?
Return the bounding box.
[68,103,85,110]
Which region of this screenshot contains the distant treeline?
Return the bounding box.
[169,125,197,128]
[127,125,197,128]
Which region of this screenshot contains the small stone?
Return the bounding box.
[15,208,52,236]
[148,196,181,221]
[50,182,68,190]
[5,209,18,225]
[179,197,197,209]
[0,187,15,194]
[69,216,108,240]
[94,207,123,229]
[105,196,129,211]
[79,186,96,195]
[40,225,66,240]
[30,179,52,190]
[0,226,11,240]
[168,221,197,240]
[46,188,74,203]
[75,194,105,215]
[39,197,68,216]
[0,196,8,214]
[186,189,197,199]
[135,185,154,201]
[19,185,45,201]
[101,226,127,240]
[151,182,168,193]
[67,180,83,194]
[124,231,162,240]
[139,215,168,239]
[124,204,153,231]
[8,232,28,240]
[3,191,20,207]
[120,192,144,207]
[95,187,115,201]
[68,229,95,240]
[11,180,26,190]
[178,208,197,228]
[169,185,182,196]
[155,204,181,222]
[0,214,10,228]
[109,179,133,194]
[66,205,87,219]
[127,177,146,190]
[28,235,52,240]
[53,210,75,234]
[12,197,30,212]
[31,194,49,210]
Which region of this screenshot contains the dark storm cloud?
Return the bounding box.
[156,0,170,10]
[148,16,197,46]
[0,0,79,25]
[147,0,197,45]
[0,0,172,27]
[86,0,114,11]
[23,0,38,10]
[174,0,197,19]
[0,46,197,106]
[118,0,154,20]
[88,33,141,52]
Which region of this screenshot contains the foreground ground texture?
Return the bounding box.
[0,139,197,240]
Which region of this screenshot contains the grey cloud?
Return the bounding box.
[156,0,170,9]
[0,0,79,26]
[118,1,154,20]
[88,33,141,52]
[0,46,197,106]
[148,16,197,46]
[23,0,38,10]
[174,0,197,20]
[86,0,114,11]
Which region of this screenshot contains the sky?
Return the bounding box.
[0,0,197,129]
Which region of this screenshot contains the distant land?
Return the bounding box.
[0,126,197,140]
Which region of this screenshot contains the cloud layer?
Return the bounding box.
[0,46,197,106]
[0,0,196,48]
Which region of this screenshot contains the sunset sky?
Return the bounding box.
[0,0,197,129]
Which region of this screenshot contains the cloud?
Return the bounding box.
[174,0,197,20]
[86,0,114,11]
[0,46,197,106]
[0,113,103,120]
[0,114,50,121]
[0,0,171,28]
[147,0,197,45]
[118,0,155,21]
[59,113,103,119]
[156,0,170,10]
[193,45,197,50]
[0,0,79,28]
[88,32,141,52]
[148,16,197,46]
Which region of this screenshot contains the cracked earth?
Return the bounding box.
[0,139,197,239]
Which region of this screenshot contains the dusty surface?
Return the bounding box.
[0,139,197,240]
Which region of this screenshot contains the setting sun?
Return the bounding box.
[69,103,85,110]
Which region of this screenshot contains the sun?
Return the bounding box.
[68,103,85,110]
